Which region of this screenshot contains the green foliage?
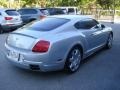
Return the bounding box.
[97,0,113,9]
[0,0,7,7]
[0,0,120,10]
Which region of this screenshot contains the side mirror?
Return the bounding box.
[101,24,105,29]
[74,22,80,29]
[94,25,99,29]
[94,24,105,30]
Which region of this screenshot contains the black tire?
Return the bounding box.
[29,19,36,23]
[105,34,113,49]
[0,25,3,34]
[65,47,82,73]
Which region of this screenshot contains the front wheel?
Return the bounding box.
[105,34,113,49]
[65,47,82,73]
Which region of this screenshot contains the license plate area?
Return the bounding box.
[8,50,19,61]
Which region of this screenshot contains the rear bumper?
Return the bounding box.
[6,57,64,72]
[5,44,65,72]
[1,23,23,31]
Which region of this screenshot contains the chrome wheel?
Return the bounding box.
[66,47,81,72]
[106,34,113,49]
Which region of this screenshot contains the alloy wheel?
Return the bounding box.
[66,47,81,72]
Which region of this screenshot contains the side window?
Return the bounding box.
[68,8,74,13]
[55,9,64,14]
[0,13,1,15]
[91,19,99,26]
[18,9,38,15]
[48,9,55,15]
[27,9,38,14]
[74,19,99,29]
[74,21,88,29]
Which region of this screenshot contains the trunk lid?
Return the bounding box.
[7,29,50,50]
[6,16,22,24]
[7,33,36,50]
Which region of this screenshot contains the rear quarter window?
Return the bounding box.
[5,10,19,16]
[24,17,70,31]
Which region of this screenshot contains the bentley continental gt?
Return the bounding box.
[5,15,113,73]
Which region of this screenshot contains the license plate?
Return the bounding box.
[8,51,19,60]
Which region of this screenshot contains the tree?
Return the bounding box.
[0,0,7,7]
[22,0,47,7]
[0,0,117,9]
[97,0,113,9]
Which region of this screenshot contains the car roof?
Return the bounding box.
[46,8,61,9]
[18,8,39,10]
[56,7,78,9]
[0,8,16,11]
[48,15,93,20]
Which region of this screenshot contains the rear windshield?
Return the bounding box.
[18,9,38,15]
[5,10,19,16]
[24,17,70,31]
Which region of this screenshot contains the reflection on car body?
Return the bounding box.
[5,15,113,73]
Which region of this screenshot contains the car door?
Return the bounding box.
[75,19,104,53]
[99,24,109,44]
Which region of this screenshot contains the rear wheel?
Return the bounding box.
[29,19,36,23]
[0,25,3,34]
[105,34,113,49]
[65,47,82,73]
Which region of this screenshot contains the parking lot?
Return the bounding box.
[0,22,120,90]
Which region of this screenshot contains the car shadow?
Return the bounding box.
[81,48,107,65]
[11,66,70,79]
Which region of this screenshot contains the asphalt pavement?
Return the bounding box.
[0,23,120,90]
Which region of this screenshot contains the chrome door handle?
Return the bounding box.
[91,31,102,36]
[91,33,97,36]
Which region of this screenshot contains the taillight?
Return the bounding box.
[5,17,13,20]
[32,40,50,53]
[40,15,46,19]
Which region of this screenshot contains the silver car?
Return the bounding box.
[5,15,113,73]
[18,8,46,25]
[0,8,22,33]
